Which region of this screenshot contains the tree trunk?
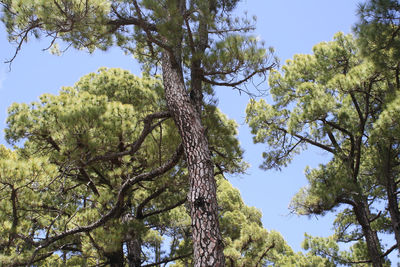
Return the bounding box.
[161,51,225,266]
[126,234,142,267]
[155,242,161,266]
[353,199,383,267]
[104,244,125,267]
[123,213,142,267]
[380,144,400,251]
[386,175,400,251]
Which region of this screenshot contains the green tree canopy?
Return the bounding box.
[1,1,275,264]
[246,32,396,266]
[1,67,241,266]
[356,0,400,76]
[0,67,311,266]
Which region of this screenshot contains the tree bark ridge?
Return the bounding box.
[162,51,225,266]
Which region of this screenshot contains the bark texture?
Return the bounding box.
[386,176,400,251]
[162,51,225,266]
[353,199,383,267]
[380,145,400,251]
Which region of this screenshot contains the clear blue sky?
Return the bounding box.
[3,0,396,263]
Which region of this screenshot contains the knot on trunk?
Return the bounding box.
[194,196,206,209]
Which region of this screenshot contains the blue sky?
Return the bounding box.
[3,0,397,263]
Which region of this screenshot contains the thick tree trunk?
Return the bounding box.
[126,234,142,267]
[386,176,400,250]
[104,244,125,267]
[161,51,225,266]
[380,145,400,250]
[353,199,383,267]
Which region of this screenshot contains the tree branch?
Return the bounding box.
[141,198,186,219]
[202,65,274,88]
[273,125,336,154]
[84,111,170,165]
[255,242,275,267]
[5,19,42,65]
[136,185,168,219]
[141,252,192,267]
[29,144,183,257]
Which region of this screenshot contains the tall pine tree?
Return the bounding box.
[1,1,274,265]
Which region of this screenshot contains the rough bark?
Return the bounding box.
[353,199,383,267]
[350,96,383,266]
[161,51,225,266]
[386,177,400,251]
[381,145,400,251]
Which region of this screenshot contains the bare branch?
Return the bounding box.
[271,125,336,154]
[202,65,275,88]
[5,19,42,66]
[141,198,186,219]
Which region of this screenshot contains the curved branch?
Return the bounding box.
[136,185,168,219]
[84,111,170,165]
[272,125,336,154]
[141,198,186,219]
[255,242,275,267]
[202,65,275,87]
[29,144,183,257]
[5,19,42,65]
[323,119,355,151]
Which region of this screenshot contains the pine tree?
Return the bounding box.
[355,0,400,253]
[246,33,395,266]
[1,67,300,266]
[1,1,274,265]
